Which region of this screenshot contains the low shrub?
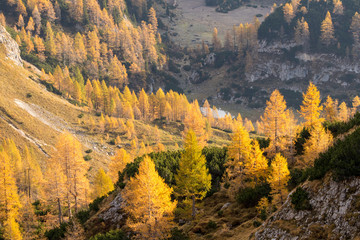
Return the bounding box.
[236,183,271,208]
[84,155,92,161]
[291,187,312,211]
[76,209,90,225]
[206,220,217,229]
[44,222,68,240]
[169,228,189,240]
[89,230,128,240]
[89,196,105,212]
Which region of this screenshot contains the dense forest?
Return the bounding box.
[1,0,360,239]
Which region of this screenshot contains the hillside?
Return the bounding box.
[1,0,360,239]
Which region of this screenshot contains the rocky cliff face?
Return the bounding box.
[255,177,360,240]
[248,42,360,101]
[84,190,126,238]
[0,24,23,66]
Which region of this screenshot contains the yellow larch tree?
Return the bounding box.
[261,89,288,155]
[268,153,290,205]
[244,118,255,132]
[3,215,22,240]
[175,129,211,218]
[44,155,66,224]
[22,146,43,201]
[283,3,294,24]
[299,82,323,128]
[183,100,207,146]
[320,11,335,46]
[92,168,114,198]
[203,100,213,126]
[138,89,150,120]
[350,12,360,57]
[294,17,310,48]
[123,156,177,239]
[323,95,338,122]
[352,96,360,115]
[2,139,22,186]
[54,132,89,216]
[109,149,132,183]
[148,7,158,33]
[0,150,22,240]
[226,124,252,191]
[302,123,333,167]
[333,0,343,15]
[338,102,349,122]
[246,140,268,185]
[212,27,222,51]
[256,197,270,216]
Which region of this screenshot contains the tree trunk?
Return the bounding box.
[58,197,62,224]
[192,195,196,219]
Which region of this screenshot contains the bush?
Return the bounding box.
[44,222,68,240]
[324,113,360,137]
[76,209,90,225]
[78,113,84,118]
[85,149,93,154]
[89,230,128,240]
[109,139,116,145]
[217,210,224,217]
[236,183,271,208]
[291,187,312,211]
[310,127,360,180]
[26,93,32,98]
[288,168,309,190]
[253,220,261,227]
[89,196,105,212]
[168,60,180,73]
[84,155,92,161]
[256,137,270,149]
[294,127,311,155]
[183,65,191,71]
[260,209,267,221]
[169,228,189,240]
[206,220,217,229]
[32,200,49,216]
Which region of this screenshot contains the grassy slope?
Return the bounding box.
[0,45,231,178]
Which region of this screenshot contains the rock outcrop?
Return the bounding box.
[0,24,23,66]
[255,177,360,239]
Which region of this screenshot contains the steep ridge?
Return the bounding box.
[0,24,22,66]
[255,176,360,239]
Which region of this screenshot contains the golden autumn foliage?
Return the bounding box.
[352,95,360,115]
[303,124,333,167]
[53,132,89,215]
[0,150,22,240]
[338,102,349,122]
[123,156,176,239]
[183,100,207,146]
[92,168,114,198]
[323,95,338,122]
[246,140,268,185]
[320,11,336,46]
[261,89,288,155]
[299,82,323,128]
[268,153,290,205]
[226,124,252,191]
[109,149,132,183]
[256,197,269,215]
[175,129,211,218]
